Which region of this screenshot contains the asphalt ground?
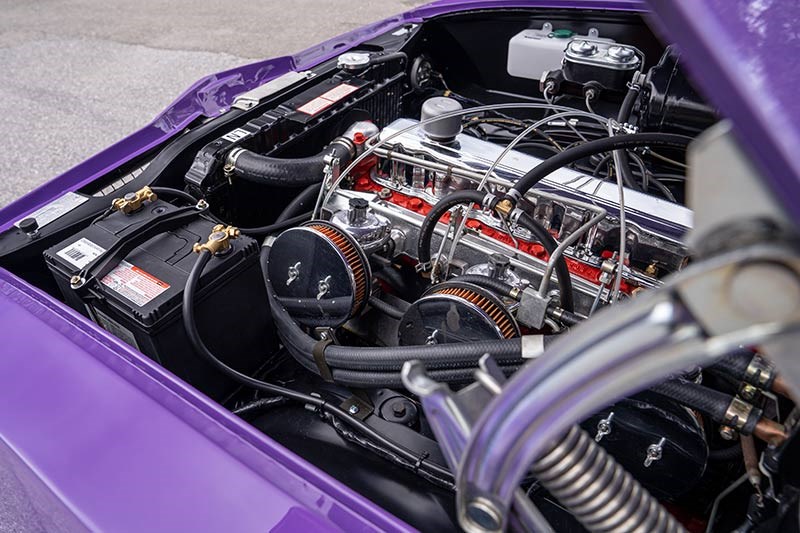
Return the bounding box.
[0,0,426,207]
[0,2,426,530]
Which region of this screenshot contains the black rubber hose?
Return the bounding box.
[452,274,519,300]
[238,211,311,237]
[508,133,692,200]
[368,296,406,320]
[275,183,322,223]
[547,307,582,328]
[368,51,408,67]
[707,349,756,382]
[617,83,639,124]
[650,379,731,423]
[708,443,743,462]
[182,250,452,482]
[231,142,352,187]
[515,212,574,312]
[331,365,520,388]
[416,189,490,267]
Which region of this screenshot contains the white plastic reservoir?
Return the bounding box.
[507,23,614,81]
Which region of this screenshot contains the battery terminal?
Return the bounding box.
[111,186,158,214]
[193,225,240,255]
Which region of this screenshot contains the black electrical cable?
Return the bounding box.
[150,186,200,205]
[183,250,453,482]
[232,397,288,416]
[238,211,312,237]
[507,133,692,201]
[275,183,322,224]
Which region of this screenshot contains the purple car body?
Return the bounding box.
[0,0,798,530]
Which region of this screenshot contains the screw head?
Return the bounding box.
[719,425,737,441]
[348,405,360,415]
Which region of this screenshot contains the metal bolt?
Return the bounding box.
[391,402,407,417]
[70,275,84,288]
[719,425,738,441]
[378,188,392,199]
[348,405,360,415]
[644,437,665,468]
[740,384,758,402]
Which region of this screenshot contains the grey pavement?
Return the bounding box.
[0,0,426,207]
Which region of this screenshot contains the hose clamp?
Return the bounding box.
[224,147,247,178]
[482,192,496,210]
[508,208,526,226]
[724,397,754,432]
[745,354,776,389]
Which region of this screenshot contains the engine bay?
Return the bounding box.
[2,7,799,532]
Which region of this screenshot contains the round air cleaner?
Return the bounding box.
[398,281,520,346]
[268,221,371,328]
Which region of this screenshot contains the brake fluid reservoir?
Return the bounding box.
[507,23,613,81]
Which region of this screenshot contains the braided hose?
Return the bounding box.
[531,426,686,533]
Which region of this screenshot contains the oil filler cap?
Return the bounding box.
[420,96,463,142]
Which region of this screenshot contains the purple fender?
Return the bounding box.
[6,0,800,529]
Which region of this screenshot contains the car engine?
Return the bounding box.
[2,7,798,532]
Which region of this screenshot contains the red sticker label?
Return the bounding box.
[100,260,170,307]
[296,83,360,116]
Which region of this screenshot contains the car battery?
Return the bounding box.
[43,197,276,400]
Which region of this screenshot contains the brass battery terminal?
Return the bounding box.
[111,186,158,215]
[193,225,240,255]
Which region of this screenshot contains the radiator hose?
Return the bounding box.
[227,138,353,187]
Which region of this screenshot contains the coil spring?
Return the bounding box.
[531,426,686,533]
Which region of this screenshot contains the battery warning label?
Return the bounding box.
[296,83,360,116]
[100,260,170,307]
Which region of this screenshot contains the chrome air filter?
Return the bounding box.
[398,281,519,346]
[268,221,370,328]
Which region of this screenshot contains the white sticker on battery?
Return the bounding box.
[100,260,170,307]
[15,192,88,230]
[296,83,360,115]
[56,237,106,269]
